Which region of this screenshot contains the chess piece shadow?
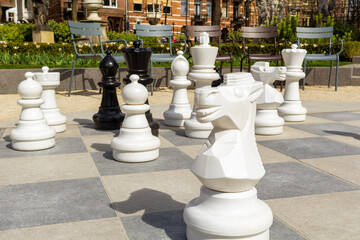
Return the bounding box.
[111,188,186,240]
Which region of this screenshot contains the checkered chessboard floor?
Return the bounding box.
[0,103,359,240]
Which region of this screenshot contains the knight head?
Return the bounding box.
[195,73,263,130]
[251,62,286,85]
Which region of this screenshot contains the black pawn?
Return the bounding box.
[93,50,125,130]
[211,67,224,87]
[122,40,160,136]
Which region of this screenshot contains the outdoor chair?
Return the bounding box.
[135,24,187,94]
[185,25,234,73]
[67,20,127,96]
[296,27,343,91]
[240,26,283,72]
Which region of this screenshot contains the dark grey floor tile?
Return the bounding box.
[258,137,360,159]
[0,137,87,159]
[91,147,193,176]
[270,218,305,240]
[288,123,360,137]
[257,162,359,200]
[160,130,206,146]
[121,210,306,240]
[309,112,360,121]
[121,209,186,240]
[78,124,119,136]
[0,178,116,231]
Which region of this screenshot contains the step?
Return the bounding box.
[353,56,360,64]
[350,76,360,86]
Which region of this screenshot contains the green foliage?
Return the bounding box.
[107,31,137,42]
[228,30,242,40]
[46,20,71,43]
[0,23,33,42]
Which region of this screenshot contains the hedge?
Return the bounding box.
[1,40,359,63]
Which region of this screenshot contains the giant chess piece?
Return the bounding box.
[277,44,307,122]
[93,50,125,130]
[251,62,286,135]
[184,32,221,139]
[123,40,160,136]
[10,72,56,151]
[184,72,273,240]
[111,75,160,162]
[34,66,67,133]
[163,50,192,126]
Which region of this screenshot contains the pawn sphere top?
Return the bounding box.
[19,72,42,99]
[42,66,49,73]
[291,44,298,49]
[130,74,139,83]
[177,50,184,56]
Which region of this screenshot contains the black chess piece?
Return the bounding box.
[122,40,160,136]
[93,50,125,130]
[211,67,224,87]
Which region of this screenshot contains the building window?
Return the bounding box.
[147,4,160,12]
[233,2,239,21]
[222,1,228,18]
[163,6,171,14]
[104,0,117,8]
[206,0,212,17]
[194,0,201,16]
[134,3,142,12]
[181,0,188,16]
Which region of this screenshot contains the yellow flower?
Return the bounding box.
[36,45,40,49]
[160,44,164,48]
[180,47,183,50]
[24,42,28,46]
[304,43,308,46]
[13,46,19,50]
[14,53,17,56]
[59,48,62,51]
[279,43,283,46]
[166,47,170,50]
[47,42,50,45]
[260,45,264,48]
[181,42,185,46]
[313,44,317,47]
[129,41,133,45]
[70,54,74,58]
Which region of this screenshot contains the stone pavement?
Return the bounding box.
[0,102,359,240]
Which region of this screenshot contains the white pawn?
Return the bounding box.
[163,51,192,126]
[10,72,56,151]
[111,74,160,162]
[251,62,286,135]
[34,66,67,133]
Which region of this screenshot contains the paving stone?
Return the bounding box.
[120,210,306,240]
[257,162,359,200]
[288,123,360,136]
[91,147,194,176]
[160,130,206,146]
[0,128,4,140]
[258,137,360,159]
[0,137,87,159]
[0,177,116,231]
[78,124,119,136]
[309,112,360,121]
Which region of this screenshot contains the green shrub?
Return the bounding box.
[0,23,33,42]
[46,20,71,43]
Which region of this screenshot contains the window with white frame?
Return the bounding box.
[103,0,117,8]
[206,0,212,17]
[194,0,201,16]
[222,1,228,18]
[147,4,161,12]
[163,6,171,14]
[134,3,143,12]
[181,0,188,16]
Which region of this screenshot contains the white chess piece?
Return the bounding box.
[10,72,56,151]
[277,44,307,122]
[184,32,220,139]
[34,66,67,133]
[163,51,192,126]
[111,74,160,162]
[184,72,273,240]
[251,62,286,135]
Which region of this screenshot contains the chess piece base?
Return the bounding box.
[184,187,272,240]
[255,109,284,135]
[184,113,212,139]
[43,109,67,133]
[278,100,307,122]
[111,127,160,162]
[10,119,56,151]
[164,104,192,127]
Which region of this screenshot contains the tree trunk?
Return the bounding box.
[211,0,221,25]
[72,0,77,21]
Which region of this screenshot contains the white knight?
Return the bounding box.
[184,72,273,240]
